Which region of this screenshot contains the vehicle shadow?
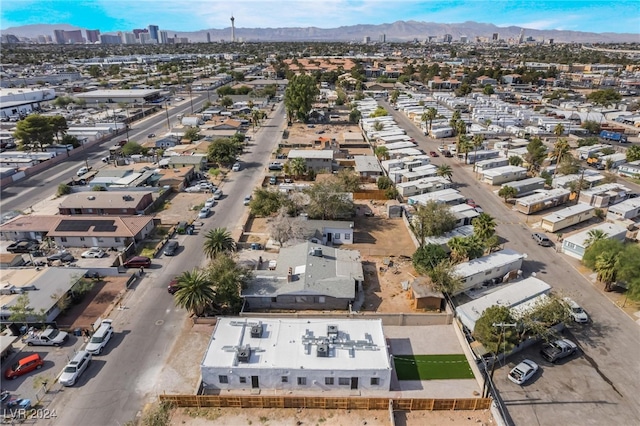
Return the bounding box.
[96,330,130,357]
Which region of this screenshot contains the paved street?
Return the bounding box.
[381,99,640,426]
[39,103,285,426]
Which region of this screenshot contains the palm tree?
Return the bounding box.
[595,251,617,292]
[458,136,473,163]
[471,134,484,169]
[553,123,565,137]
[472,213,497,242]
[203,228,236,259]
[373,120,384,132]
[448,236,471,263]
[436,164,453,181]
[551,138,571,177]
[374,146,390,161]
[173,269,215,316]
[422,107,437,134]
[288,157,307,179]
[584,229,608,248]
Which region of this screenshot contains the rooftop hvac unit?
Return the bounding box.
[250,323,263,338]
[237,347,251,363]
[327,325,338,337]
[317,343,329,357]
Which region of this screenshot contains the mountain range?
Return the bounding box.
[3,21,638,43]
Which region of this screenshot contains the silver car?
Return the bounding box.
[59,350,91,386]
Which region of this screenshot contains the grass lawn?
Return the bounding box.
[393,354,475,380]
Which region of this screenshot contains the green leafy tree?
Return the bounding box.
[219,96,233,109]
[473,306,519,354]
[581,120,601,134]
[498,185,517,202]
[184,127,200,142]
[409,201,457,246]
[203,228,236,259]
[8,294,46,325]
[61,134,80,148]
[49,115,68,143]
[412,244,448,274]
[436,164,453,181]
[121,141,144,156]
[57,183,71,196]
[626,145,640,162]
[377,176,393,190]
[482,85,494,95]
[518,296,570,340]
[206,253,250,314]
[525,137,547,175]
[284,73,319,123]
[334,170,361,192]
[508,156,523,166]
[249,189,286,217]
[553,123,565,137]
[586,88,622,107]
[13,114,54,151]
[174,269,215,317]
[427,260,463,294]
[617,245,640,301]
[556,153,581,175]
[373,120,385,132]
[304,181,354,220]
[369,107,388,118]
[447,236,484,263]
[348,109,362,124]
[207,138,240,166]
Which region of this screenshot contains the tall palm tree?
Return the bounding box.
[448,236,471,263]
[553,123,565,137]
[595,251,617,292]
[584,229,608,248]
[203,228,236,259]
[471,134,484,169]
[472,213,497,242]
[436,164,453,181]
[551,138,571,177]
[422,107,438,135]
[288,157,307,179]
[458,136,473,163]
[173,269,215,316]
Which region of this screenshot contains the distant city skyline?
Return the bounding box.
[2,0,639,35]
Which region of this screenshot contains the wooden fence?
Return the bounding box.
[353,189,388,200]
[158,395,491,411]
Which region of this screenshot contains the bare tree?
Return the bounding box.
[269,208,304,247]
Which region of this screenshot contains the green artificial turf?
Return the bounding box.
[393,354,475,380]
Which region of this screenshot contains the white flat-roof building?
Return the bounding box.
[407,188,464,206]
[201,318,392,392]
[453,249,525,295]
[455,277,551,331]
[606,198,640,222]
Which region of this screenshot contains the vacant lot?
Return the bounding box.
[155,192,211,225]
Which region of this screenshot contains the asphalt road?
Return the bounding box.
[41,103,285,426]
[1,93,212,213]
[381,99,640,425]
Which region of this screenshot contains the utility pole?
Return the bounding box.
[164,102,171,130]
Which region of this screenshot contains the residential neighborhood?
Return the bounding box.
[1,14,640,426]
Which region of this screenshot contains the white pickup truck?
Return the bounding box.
[23,328,69,346]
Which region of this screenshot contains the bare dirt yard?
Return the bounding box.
[55,275,128,330]
[169,406,493,426]
[155,192,211,225]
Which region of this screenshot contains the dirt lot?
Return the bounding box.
[155,192,212,225]
[243,212,418,313]
[55,275,128,329]
[169,407,493,426]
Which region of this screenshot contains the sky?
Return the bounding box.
[1,0,639,34]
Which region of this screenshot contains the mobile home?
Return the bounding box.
[578,183,631,208]
[562,223,627,260]
[481,165,528,185]
[502,177,545,197]
[540,204,595,233]
[474,158,509,173]
[452,249,525,295]
[606,198,640,222]
[515,189,571,215]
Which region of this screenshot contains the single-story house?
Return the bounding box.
[287,150,334,172]
[561,223,628,260]
[353,156,383,178]
[58,191,154,216]
[298,220,354,245]
[156,166,194,191]
[242,242,363,311]
[167,155,207,172]
[200,317,391,392]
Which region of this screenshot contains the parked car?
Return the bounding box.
[59,350,91,387]
[7,240,39,254]
[532,232,553,247]
[465,199,477,208]
[184,185,203,193]
[167,278,181,294]
[85,320,114,355]
[243,195,252,206]
[4,354,44,380]
[429,151,439,157]
[443,150,453,157]
[76,166,91,176]
[204,197,216,208]
[81,248,105,258]
[508,359,538,385]
[147,133,156,138]
[23,328,68,346]
[541,338,578,363]
[163,240,179,256]
[212,189,223,200]
[46,251,75,263]
[198,207,211,218]
[268,162,283,171]
[123,256,151,268]
[269,175,277,185]
[563,297,589,323]
[232,162,241,171]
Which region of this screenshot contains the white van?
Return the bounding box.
[86,319,114,355]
